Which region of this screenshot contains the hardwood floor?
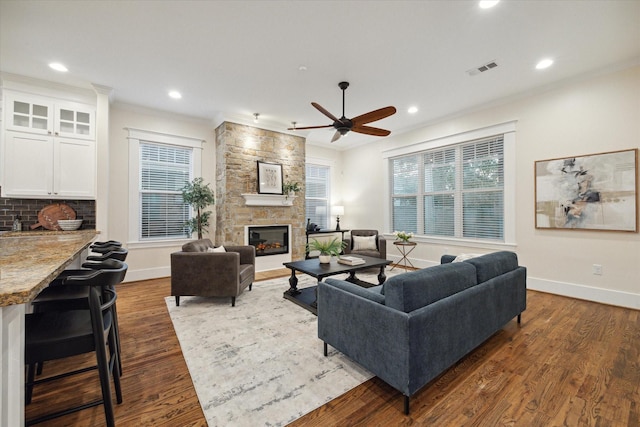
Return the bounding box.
[25,269,639,426]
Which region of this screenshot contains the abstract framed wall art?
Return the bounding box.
[257,161,283,194]
[535,148,638,232]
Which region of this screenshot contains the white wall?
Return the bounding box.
[107,104,215,282]
[338,65,640,309]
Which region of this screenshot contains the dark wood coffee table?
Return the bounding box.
[283,255,392,315]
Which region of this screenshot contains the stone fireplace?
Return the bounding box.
[214,122,306,271]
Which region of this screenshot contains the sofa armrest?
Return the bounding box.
[377,235,386,259]
[342,238,353,254]
[225,245,256,266]
[318,280,411,395]
[441,255,456,264]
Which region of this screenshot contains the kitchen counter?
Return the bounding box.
[1,230,98,426]
[0,230,97,307]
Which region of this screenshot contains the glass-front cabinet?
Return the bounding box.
[1,90,97,199]
[4,92,95,140]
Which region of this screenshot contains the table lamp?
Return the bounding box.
[331,205,344,231]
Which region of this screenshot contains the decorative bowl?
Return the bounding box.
[57,219,83,231]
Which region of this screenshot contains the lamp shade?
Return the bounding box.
[331,206,344,216]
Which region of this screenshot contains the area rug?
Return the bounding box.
[165,269,400,426]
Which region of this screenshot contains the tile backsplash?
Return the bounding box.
[0,188,96,231]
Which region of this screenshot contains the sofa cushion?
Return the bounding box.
[453,253,482,262]
[383,262,477,313]
[353,235,377,251]
[182,238,214,252]
[207,245,226,253]
[464,251,519,283]
[325,278,385,304]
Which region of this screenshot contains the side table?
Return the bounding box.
[391,241,417,270]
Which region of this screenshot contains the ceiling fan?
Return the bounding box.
[288,81,396,142]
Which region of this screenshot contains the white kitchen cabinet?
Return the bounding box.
[4,92,95,140]
[1,90,97,199]
[2,131,96,199]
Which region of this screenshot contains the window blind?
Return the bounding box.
[305,164,330,229]
[390,135,504,241]
[140,142,192,239]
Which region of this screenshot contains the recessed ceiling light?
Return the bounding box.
[479,0,500,9]
[536,59,554,70]
[408,106,418,114]
[49,62,68,72]
[168,90,182,99]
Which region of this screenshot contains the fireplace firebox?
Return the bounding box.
[248,225,289,257]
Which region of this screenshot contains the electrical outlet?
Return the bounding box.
[593,264,603,275]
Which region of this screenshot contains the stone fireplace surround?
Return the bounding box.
[214,122,306,271]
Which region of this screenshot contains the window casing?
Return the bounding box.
[127,128,204,246]
[305,163,330,229]
[390,135,505,242]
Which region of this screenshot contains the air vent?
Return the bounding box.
[467,60,499,76]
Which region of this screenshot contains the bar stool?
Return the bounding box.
[25,261,127,427]
[31,254,128,374]
[91,240,122,248]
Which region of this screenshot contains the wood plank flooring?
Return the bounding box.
[25,269,639,426]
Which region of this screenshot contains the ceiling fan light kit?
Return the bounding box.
[288,81,396,142]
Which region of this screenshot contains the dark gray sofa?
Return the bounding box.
[317,251,526,414]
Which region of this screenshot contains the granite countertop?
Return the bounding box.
[0,230,98,307]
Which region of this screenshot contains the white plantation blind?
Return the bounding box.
[390,135,504,241]
[305,164,330,229]
[140,142,192,239]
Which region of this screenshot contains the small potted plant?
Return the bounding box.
[283,181,302,198]
[181,177,215,239]
[393,230,414,243]
[306,237,346,263]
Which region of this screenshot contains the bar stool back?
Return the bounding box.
[25,261,128,427]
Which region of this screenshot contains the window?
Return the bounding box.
[391,136,504,241]
[127,128,204,244]
[305,164,330,229]
[139,142,191,240]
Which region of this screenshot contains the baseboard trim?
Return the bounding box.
[527,277,640,310]
[124,266,171,283]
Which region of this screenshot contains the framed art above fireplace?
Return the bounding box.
[257,161,283,194]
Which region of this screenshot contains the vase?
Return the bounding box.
[319,254,331,264]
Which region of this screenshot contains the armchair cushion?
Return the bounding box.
[208,246,226,253]
[352,235,377,251]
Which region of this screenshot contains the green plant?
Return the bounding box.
[181,177,215,239]
[306,237,346,256]
[283,181,302,194]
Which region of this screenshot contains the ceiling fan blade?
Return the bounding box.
[331,130,342,143]
[287,124,333,130]
[312,102,341,123]
[351,125,391,137]
[351,106,397,126]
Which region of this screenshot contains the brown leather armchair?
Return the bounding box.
[171,238,255,307]
[343,229,387,260]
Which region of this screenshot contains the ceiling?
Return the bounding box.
[1,1,639,149]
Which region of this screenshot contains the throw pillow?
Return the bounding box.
[352,235,377,251]
[453,253,481,262]
[207,246,226,253]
